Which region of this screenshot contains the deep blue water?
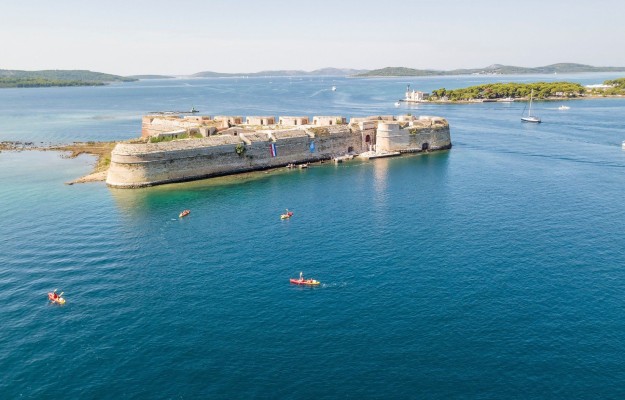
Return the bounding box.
[1,74,625,398]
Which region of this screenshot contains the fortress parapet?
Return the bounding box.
[214,116,243,128]
[142,115,218,139]
[349,115,395,124]
[279,116,310,126]
[312,116,346,126]
[245,116,276,125]
[108,114,451,188]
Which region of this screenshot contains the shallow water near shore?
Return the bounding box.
[2,74,625,398]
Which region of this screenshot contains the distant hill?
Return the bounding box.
[355,63,625,77]
[0,69,137,88]
[0,69,136,82]
[191,67,368,78]
[126,75,174,80]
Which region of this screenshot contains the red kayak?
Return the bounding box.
[48,292,66,304]
[290,278,320,286]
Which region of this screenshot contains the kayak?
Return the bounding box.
[48,292,66,304]
[281,211,294,219]
[179,209,190,218]
[290,278,320,286]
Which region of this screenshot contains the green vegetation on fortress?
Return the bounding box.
[0,69,136,88]
[356,63,625,77]
[428,79,625,101]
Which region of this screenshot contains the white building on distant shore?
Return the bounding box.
[404,84,429,102]
[585,83,613,89]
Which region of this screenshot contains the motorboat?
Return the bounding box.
[179,209,190,218]
[558,105,570,110]
[498,97,515,102]
[331,86,337,91]
[394,101,401,107]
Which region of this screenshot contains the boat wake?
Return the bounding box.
[320,282,349,289]
[310,88,332,97]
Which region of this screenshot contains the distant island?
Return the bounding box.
[355,63,625,77]
[126,75,175,80]
[3,63,625,88]
[405,78,625,102]
[0,69,136,88]
[191,67,368,78]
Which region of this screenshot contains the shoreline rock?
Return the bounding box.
[1,141,117,184]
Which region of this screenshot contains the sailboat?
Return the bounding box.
[521,89,541,123]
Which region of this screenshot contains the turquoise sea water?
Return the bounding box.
[1,75,625,398]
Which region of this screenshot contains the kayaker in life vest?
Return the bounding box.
[299,271,304,281]
[52,289,59,300]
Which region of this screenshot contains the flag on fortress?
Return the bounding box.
[270,143,277,157]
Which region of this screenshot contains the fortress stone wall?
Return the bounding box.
[108,114,451,188]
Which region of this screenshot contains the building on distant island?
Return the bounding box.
[106,112,452,188]
[402,84,429,103]
[584,83,613,89]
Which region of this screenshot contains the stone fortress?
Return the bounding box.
[106,112,452,188]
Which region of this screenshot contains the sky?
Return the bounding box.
[1,0,624,76]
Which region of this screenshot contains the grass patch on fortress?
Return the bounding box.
[149,132,204,143]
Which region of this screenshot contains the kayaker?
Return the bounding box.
[52,289,59,300]
[299,271,303,281]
